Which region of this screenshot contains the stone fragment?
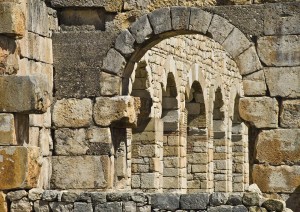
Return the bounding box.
[0,35,19,75]
[262,199,284,212]
[7,190,27,201]
[102,48,126,76]
[151,194,180,210]
[264,67,300,98]
[242,70,266,96]
[99,72,121,96]
[249,206,267,212]
[242,192,260,206]
[207,15,234,44]
[257,35,300,66]
[252,165,300,193]
[0,75,51,113]
[227,195,242,206]
[236,46,262,76]
[189,8,212,33]
[33,200,50,212]
[208,205,233,212]
[239,97,278,128]
[28,188,43,201]
[61,191,80,202]
[148,8,172,34]
[94,96,139,127]
[210,192,229,206]
[123,201,136,212]
[42,190,61,201]
[10,197,32,212]
[180,193,209,209]
[0,113,16,145]
[74,202,93,212]
[49,202,73,212]
[256,129,300,165]
[115,30,135,56]
[95,202,122,212]
[171,6,190,31]
[52,98,92,128]
[222,28,251,59]
[0,3,25,36]
[129,15,153,44]
[0,147,41,190]
[233,205,248,212]
[90,192,107,203]
[51,156,108,189]
[0,192,7,212]
[280,100,300,128]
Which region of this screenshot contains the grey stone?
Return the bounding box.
[226,195,242,206]
[123,201,137,212]
[102,48,126,76]
[264,67,300,98]
[208,205,233,212]
[7,190,27,201]
[42,190,61,201]
[189,8,212,34]
[236,46,262,76]
[61,191,80,202]
[129,15,153,44]
[262,199,284,212]
[207,15,234,44]
[74,202,93,212]
[171,6,190,31]
[210,192,229,206]
[107,193,131,201]
[10,197,32,212]
[131,193,147,203]
[222,28,251,59]
[151,194,180,210]
[91,192,107,203]
[148,8,172,34]
[233,205,248,212]
[95,202,123,212]
[49,202,73,212]
[100,72,121,96]
[137,205,151,212]
[0,75,50,113]
[249,206,267,212]
[280,100,300,128]
[180,193,209,209]
[115,30,135,56]
[257,35,300,67]
[242,192,260,206]
[242,70,266,96]
[77,192,92,203]
[33,200,50,212]
[28,188,44,201]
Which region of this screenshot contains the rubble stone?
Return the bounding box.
[148,8,172,34]
[280,100,300,128]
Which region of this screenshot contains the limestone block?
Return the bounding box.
[115,30,135,56]
[242,70,266,96]
[49,202,73,211]
[99,72,121,96]
[236,46,262,76]
[151,193,180,210]
[33,201,50,212]
[29,107,51,128]
[0,113,16,145]
[264,67,300,98]
[28,188,43,201]
[52,98,92,128]
[94,96,139,127]
[129,15,153,44]
[148,8,172,34]
[256,129,300,165]
[0,146,41,190]
[257,35,300,66]
[223,28,251,59]
[207,15,234,44]
[0,35,19,75]
[239,97,278,128]
[0,192,7,212]
[252,165,300,193]
[0,75,51,113]
[95,202,122,211]
[280,100,300,128]
[171,6,190,31]
[51,156,109,189]
[38,128,52,156]
[180,193,209,210]
[0,3,25,36]
[74,202,93,212]
[102,48,126,76]
[189,8,212,34]
[27,0,49,37]
[10,197,32,212]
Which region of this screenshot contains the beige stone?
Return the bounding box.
[239,97,278,128]
[0,147,41,190]
[99,72,121,96]
[0,35,19,75]
[0,3,25,36]
[52,98,92,128]
[0,113,16,145]
[256,129,300,165]
[242,70,266,96]
[280,100,300,128]
[0,192,7,212]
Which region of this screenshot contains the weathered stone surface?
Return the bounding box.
[257,35,300,66]
[42,190,61,201]
[280,100,300,128]
[242,70,266,96]
[102,48,126,76]
[74,202,93,212]
[61,191,80,202]
[0,113,16,145]
[95,202,122,212]
[253,165,300,193]
[256,129,300,165]
[0,3,25,36]
[262,199,284,212]
[49,202,73,212]
[129,15,153,44]
[171,6,190,31]
[236,46,262,76]
[52,98,92,128]
[94,96,139,127]
[148,8,172,34]
[239,97,278,128]
[207,15,234,44]
[151,194,180,210]
[264,67,300,98]
[115,30,135,56]
[180,193,209,209]
[0,75,51,113]
[0,192,7,212]
[189,8,212,34]
[51,156,108,189]
[0,147,41,190]
[242,192,259,206]
[34,200,50,212]
[10,197,32,212]
[99,72,121,96]
[227,195,243,206]
[248,206,267,212]
[0,35,19,75]
[7,190,27,201]
[28,188,43,201]
[50,0,123,12]
[208,205,233,212]
[210,192,229,206]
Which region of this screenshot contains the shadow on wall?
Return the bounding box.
[286,186,300,212]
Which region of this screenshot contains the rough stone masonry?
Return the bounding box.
[0,0,299,211]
